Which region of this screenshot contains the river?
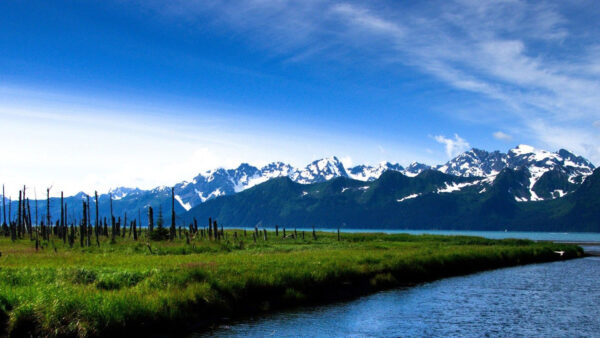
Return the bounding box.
[202,231,600,337]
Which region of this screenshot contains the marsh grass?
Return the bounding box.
[0,230,582,337]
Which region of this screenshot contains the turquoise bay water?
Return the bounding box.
[338,229,600,242]
[238,227,600,242]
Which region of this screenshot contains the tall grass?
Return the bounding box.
[0,230,583,337]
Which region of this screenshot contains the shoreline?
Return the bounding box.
[106,245,584,337]
[195,250,584,337]
[0,233,584,337]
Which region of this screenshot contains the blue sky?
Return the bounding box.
[1,0,599,195]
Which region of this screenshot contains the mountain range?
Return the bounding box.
[0,145,596,231]
[111,144,595,211]
[183,166,600,232]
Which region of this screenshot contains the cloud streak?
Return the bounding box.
[435,134,470,158]
[139,0,600,163]
[493,131,513,141]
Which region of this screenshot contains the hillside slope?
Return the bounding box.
[183,169,600,232]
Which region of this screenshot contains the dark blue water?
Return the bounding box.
[205,257,600,337]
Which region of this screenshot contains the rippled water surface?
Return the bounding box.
[204,257,600,337]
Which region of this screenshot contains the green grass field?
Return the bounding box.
[0,229,583,337]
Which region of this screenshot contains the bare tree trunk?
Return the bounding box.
[63,203,67,244]
[64,203,68,242]
[133,219,137,240]
[8,196,12,225]
[214,220,219,241]
[86,195,91,246]
[1,184,5,226]
[95,191,99,246]
[80,201,86,248]
[170,187,176,240]
[148,206,154,232]
[110,193,116,243]
[17,190,22,238]
[22,186,27,236]
[46,188,51,240]
[26,198,32,240]
[60,191,64,237]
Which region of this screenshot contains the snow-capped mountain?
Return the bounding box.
[434,145,595,202]
[404,162,432,177]
[171,163,292,210]
[108,187,143,200]
[291,157,349,184]
[2,145,595,225]
[158,156,434,211]
[437,148,506,177]
[105,145,594,212]
[347,162,405,181]
[184,167,600,232]
[506,145,594,201]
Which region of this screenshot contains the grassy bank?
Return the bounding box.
[0,230,583,337]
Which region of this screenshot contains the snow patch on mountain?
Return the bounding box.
[112,194,126,201]
[526,166,546,202]
[208,189,225,199]
[174,195,191,211]
[437,181,481,193]
[397,193,420,202]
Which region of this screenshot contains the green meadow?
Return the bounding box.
[0,229,583,337]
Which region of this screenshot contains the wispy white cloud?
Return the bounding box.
[526,119,600,164]
[139,0,600,164]
[493,131,513,141]
[434,134,470,158]
[331,3,404,37]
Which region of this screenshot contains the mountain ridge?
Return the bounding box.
[181,167,600,232]
[0,145,595,227]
